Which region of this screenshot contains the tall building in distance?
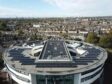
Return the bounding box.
[3,38,107,84]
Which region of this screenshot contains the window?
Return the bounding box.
[81,64,102,75]
[36,74,74,84]
[81,68,103,82]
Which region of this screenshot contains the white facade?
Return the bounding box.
[5,62,104,84]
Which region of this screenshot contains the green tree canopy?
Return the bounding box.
[0,21,7,31]
[30,34,43,40]
[17,29,24,36]
[86,32,99,44]
[99,35,112,48]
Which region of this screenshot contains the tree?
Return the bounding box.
[17,29,24,36]
[0,21,7,31]
[0,52,4,69]
[86,32,99,44]
[74,38,82,41]
[108,29,112,37]
[99,29,112,48]
[30,34,38,40]
[30,34,43,40]
[99,35,112,48]
[62,33,69,39]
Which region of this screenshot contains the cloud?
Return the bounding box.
[45,0,96,10]
[44,0,112,16]
[0,6,38,18]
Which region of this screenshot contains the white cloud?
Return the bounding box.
[45,0,96,10]
[44,0,112,16]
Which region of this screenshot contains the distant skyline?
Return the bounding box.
[0,0,112,18]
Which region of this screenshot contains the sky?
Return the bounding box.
[0,0,112,17]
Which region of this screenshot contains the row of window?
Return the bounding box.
[36,74,74,84]
[81,68,103,82]
[81,64,102,75]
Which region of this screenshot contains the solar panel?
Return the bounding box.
[8,40,101,67]
[39,40,70,60]
[36,62,77,67]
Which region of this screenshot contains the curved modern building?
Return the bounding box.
[3,39,107,84]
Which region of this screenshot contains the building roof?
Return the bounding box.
[3,40,107,75]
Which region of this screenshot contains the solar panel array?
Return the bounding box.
[36,62,77,67]
[9,49,35,65]
[8,41,101,68]
[9,48,77,67]
[39,40,69,60]
[71,47,100,65]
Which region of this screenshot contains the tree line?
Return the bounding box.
[86,30,112,48]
